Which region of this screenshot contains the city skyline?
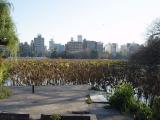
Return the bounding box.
[19,35,141,59]
[9,0,160,47]
[19,34,142,48]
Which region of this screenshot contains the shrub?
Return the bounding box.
[0,87,11,99]
[152,96,160,120]
[50,114,61,120]
[134,101,152,120]
[86,95,92,104]
[109,82,152,120]
[109,82,134,112]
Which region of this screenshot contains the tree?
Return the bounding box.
[146,18,160,37]
[0,0,19,57]
[90,50,98,59]
[50,50,57,58]
[0,0,18,84]
[129,19,160,105]
[129,19,160,65]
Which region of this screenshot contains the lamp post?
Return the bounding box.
[32,84,35,94]
[32,82,35,94]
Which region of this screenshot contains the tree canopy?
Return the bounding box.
[128,19,160,105]
[0,0,18,56]
[0,0,18,84]
[129,19,160,66]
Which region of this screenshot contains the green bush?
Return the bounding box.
[133,101,152,120]
[109,82,134,112]
[86,95,92,104]
[50,114,61,120]
[109,82,152,120]
[0,87,11,99]
[152,96,160,120]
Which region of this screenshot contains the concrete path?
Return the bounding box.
[0,85,89,119]
[0,85,133,120]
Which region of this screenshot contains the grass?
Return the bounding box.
[0,86,12,99]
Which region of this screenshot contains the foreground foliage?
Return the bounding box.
[8,59,126,86]
[109,82,154,120]
[50,114,61,120]
[152,96,160,120]
[86,95,92,104]
[0,86,11,99]
[0,0,19,56]
[0,60,11,84]
[109,82,134,112]
[0,0,18,87]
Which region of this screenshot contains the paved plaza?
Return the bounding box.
[0,85,132,120]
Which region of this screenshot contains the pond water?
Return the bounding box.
[90,94,108,103]
[4,80,13,86]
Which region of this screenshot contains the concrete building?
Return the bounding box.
[0,45,8,57]
[96,42,103,53]
[53,44,65,53]
[128,43,140,56]
[77,35,82,42]
[49,39,54,51]
[19,42,30,57]
[49,39,65,53]
[71,37,74,41]
[34,34,45,57]
[65,41,83,53]
[30,40,35,57]
[83,39,97,51]
[120,44,128,57]
[104,43,111,53]
[120,43,141,58]
[105,43,117,57]
[111,43,117,57]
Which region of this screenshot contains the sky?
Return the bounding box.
[9,0,160,48]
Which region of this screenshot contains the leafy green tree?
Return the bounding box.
[0,0,19,56]
[152,96,160,119]
[0,0,18,84]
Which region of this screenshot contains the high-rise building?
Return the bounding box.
[96,42,103,52]
[49,39,64,53]
[0,45,9,57]
[77,35,82,42]
[53,44,65,53]
[120,43,141,58]
[104,43,111,53]
[120,44,128,57]
[49,39,54,51]
[111,43,117,57]
[34,34,45,57]
[30,40,35,57]
[96,42,103,57]
[19,42,30,57]
[105,43,117,57]
[65,41,83,53]
[128,43,140,56]
[83,39,97,51]
[71,37,74,41]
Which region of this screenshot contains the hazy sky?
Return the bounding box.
[9,0,160,47]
